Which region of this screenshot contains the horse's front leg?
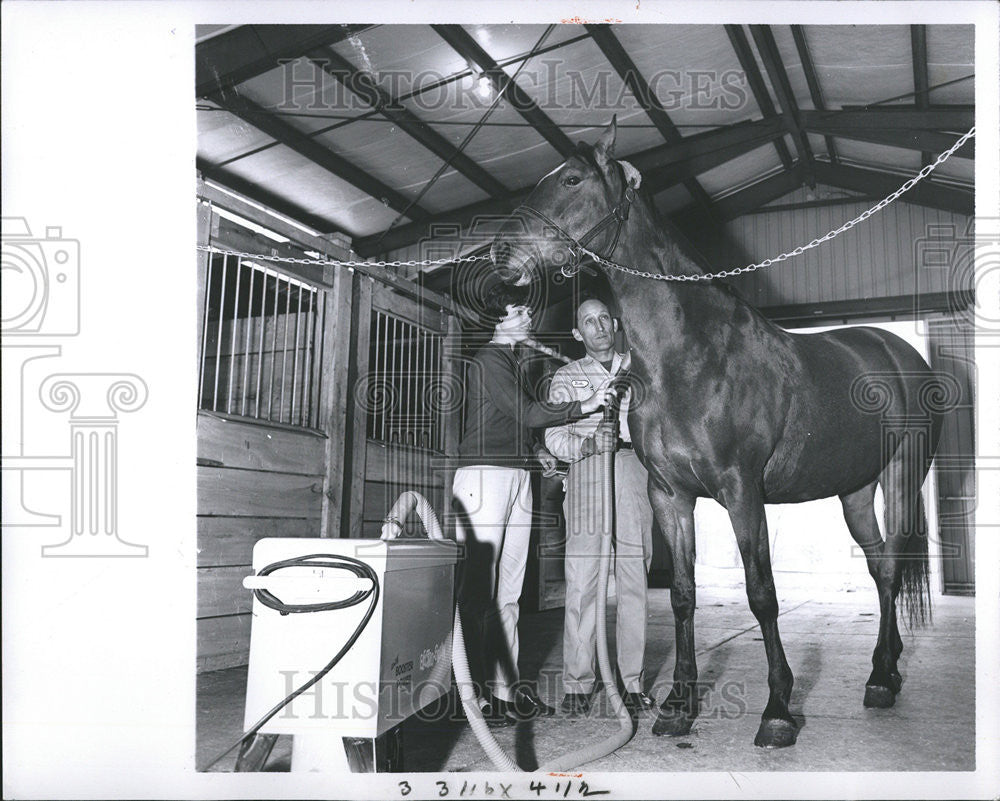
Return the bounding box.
[646,482,699,737]
[726,479,798,748]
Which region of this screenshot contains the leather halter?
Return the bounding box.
[513,163,638,277]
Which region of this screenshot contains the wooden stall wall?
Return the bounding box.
[196,198,353,672]
[355,287,460,541]
[196,182,464,671]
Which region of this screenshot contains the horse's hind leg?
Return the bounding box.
[840,481,903,707]
[858,430,933,707]
[727,481,797,748]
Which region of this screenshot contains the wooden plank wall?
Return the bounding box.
[196,204,354,672]
[357,295,454,540]
[196,413,327,671]
[196,189,462,670]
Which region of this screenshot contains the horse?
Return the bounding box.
[489,120,943,748]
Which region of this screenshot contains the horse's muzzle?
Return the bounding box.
[489,240,534,285]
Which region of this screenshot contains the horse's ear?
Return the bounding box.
[594,116,618,164]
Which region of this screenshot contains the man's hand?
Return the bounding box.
[619,349,632,372]
[536,447,559,477]
[580,435,596,458]
[580,376,613,415]
[595,421,616,453]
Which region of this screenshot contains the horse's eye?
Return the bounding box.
[563,175,581,187]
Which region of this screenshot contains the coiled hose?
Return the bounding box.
[382,427,634,773]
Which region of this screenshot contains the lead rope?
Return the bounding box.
[195,127,974,282]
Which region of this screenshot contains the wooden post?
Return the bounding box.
[440,314,463,537]
[196,199,214,377]
[319,264,354,538]
[343,274,374,538]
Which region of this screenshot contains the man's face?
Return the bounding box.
[496,303,534,342]
[573,299,614,355]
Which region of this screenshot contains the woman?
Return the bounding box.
[452,282,607,727]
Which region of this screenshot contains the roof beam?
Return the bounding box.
[629,118,785,173]
[725,24,794,170]
[672,164,805,231]
[911,25,932,167]
[643,120,787,191]
[196,25,371,98]
[761,290,974,327]
[791,25,838,164]
[812,161,973,215]
[309,47,510,198]
[208,93,433,222]
[801,124,974,160]
[354,118,787,256]
[585,24,716,217]
[196,157,340,235]
[431,24,576,158]
[809,106,974,130]
[712,163,806,220]
[750,25,815,186]
[354,191,527,257]
[800,108,975,159]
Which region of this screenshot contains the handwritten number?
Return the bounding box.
[398,781,411,796]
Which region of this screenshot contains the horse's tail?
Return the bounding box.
[895,489,932,628]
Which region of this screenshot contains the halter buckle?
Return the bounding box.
[560,248,583,277]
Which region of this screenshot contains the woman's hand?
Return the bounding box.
[535,447,559,477]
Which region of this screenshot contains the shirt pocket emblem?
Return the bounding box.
[571,380,590,388]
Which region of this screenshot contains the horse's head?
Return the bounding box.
[490,118,640,286]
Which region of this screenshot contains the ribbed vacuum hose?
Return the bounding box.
[539,430,634,770]
[450,605,521,772]
[383,461,633,772]
[382,491,519,772]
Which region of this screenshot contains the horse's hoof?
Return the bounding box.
[651,711,694,737]
[754,718,798,748]
[864,684,896,708]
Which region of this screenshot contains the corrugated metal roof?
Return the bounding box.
[196,23,975,257]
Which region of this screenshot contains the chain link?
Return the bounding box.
[197,127,974,281]
[193,244,490,269]
[583,126,975,282]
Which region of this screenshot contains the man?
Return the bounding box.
[545,298,655,716]
[453,283,608,727]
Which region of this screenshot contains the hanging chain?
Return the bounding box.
[193,244,490,269]
[197,127,974,280]
[583,126,975,282]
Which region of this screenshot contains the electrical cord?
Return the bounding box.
[197,553,380,772]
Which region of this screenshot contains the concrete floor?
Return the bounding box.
[197,586,974,773]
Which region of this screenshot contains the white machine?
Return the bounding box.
[241,536,459,772]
